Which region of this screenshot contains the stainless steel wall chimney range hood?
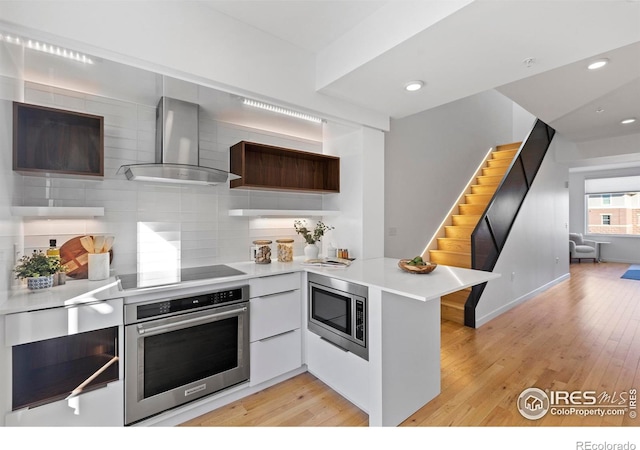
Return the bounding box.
[117,97,239,186]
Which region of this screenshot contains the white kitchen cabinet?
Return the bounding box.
[248,273,302,387]
[248,271,300,298]
[250,289,300,341]
[250,329,301,386]
[5,380,124,427]
[305,330,369,413]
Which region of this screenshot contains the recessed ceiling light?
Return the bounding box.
[596,107,605,113]
[621,118,636,125]
[405,81,424,92]
[587,58,609,70]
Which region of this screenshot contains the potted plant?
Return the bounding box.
[294,220,334,260]
[14,250,61,290]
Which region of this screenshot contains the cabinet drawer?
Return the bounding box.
[250,289,301,342]
[249,272,300,298]
[250,328,302,387]
[5,298,124,346]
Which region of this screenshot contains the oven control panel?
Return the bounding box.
[134,285,249,321]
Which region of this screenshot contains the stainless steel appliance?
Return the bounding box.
[308,273,368,360]
[117,97,240,186]
[124,285,250,425]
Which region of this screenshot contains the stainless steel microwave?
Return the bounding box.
[307,272,368,360]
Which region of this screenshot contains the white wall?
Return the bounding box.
[5,81,333,279]
[384,90,518,259]
[476,135,571,326]
[322,123,385,260]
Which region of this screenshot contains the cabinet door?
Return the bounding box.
[5,380,124,426]
[250,329,302,387]
[250,289,301,342]
[306,331,369,413]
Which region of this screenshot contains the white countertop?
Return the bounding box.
[302,258,500,301]
[0,258,500,315]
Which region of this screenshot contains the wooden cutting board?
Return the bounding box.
[60,236,114,279]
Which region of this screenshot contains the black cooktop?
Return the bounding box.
[116,264,246,291]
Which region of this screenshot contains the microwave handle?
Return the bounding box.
[320,336,349,353]
[137,306,247,335]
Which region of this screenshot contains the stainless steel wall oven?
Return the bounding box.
[308,273,368,360]
[124,285,250,425]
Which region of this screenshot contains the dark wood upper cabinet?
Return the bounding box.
[13,102,104,178]
[230,141,339,193]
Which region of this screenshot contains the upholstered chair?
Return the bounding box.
[569,233,598,263]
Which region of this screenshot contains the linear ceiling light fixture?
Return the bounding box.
[621,118,636,125]
[0,32,94,64]
[587,58,609,70]
[242,98,322,123]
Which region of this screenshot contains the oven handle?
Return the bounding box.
[137,306,247,335]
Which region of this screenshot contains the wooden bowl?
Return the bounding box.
[398,259,437,274]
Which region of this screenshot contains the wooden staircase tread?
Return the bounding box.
[491,149,518,159]
[495,142,522,151]
[429,249,471,256]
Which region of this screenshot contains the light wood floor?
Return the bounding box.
[180,262,640,427]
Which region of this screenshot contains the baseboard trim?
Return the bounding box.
[475,273,570,328]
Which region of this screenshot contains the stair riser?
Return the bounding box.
[429,251,471,268]
[444,226,473,238]
[452,215,480,226]
[487,158,511,168]
[459,204,486,215]
[496,143,521,152]
[471,185,497,195]
[482,167,508,177]
[476,175,503,185]
[441,303,465,324]
[437,238,471,253]
[465,194,493,204]
[492,149,517,160]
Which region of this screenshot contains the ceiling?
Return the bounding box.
[3,1,640,148]
[200,0,640,144]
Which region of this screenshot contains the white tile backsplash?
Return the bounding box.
[11,82,325,272]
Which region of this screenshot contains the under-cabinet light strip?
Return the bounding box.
[0,33,94,64]
[243,98,322,123]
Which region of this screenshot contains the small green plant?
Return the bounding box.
[294,220,334,245]
[14,251,60,279]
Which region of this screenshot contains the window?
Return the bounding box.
[584,176,640,236]
[586,192,640,236]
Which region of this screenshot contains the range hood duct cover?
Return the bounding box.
[117,97,239,185]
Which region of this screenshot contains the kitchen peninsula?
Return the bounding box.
[0,258,499,427]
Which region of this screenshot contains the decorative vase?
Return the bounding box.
[304,243,319,260]
[27,275,55,290]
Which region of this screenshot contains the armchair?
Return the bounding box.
[569,233,598,263]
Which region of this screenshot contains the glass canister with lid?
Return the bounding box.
[252,240,272,264]
[276,239,294,262]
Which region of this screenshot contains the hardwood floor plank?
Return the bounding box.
[181,263,640,427]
